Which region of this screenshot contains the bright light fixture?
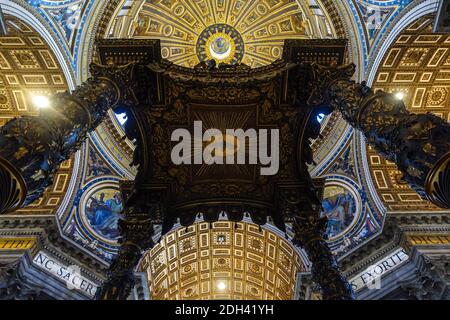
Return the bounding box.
[115,112,128,125]
[317,113,325,123]
[209,37,232,61]
[394,92,405,100]
[217,281,227,291]
[32,95,50,109]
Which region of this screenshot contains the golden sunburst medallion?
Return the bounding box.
[197,24,244,64]
[205,33,235,63]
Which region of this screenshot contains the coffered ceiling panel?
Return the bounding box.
[133,0,335,68]
[139,221,306,300]
[370,15,449,212]
[0,15,74,215]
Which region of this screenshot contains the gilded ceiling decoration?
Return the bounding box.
[1,0,449,301]
[139,221,305,300]
[133,0,334,68]
[370,15,450,212]
[196,23,244,64]
[0,15,74,215]
[96,0,342,182]
[0,16,67,121]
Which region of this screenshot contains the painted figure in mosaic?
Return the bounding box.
[321,191,356,237]
[86,192,123,240]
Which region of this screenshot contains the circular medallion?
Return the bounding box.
[79,183,123,243]
[428,87,447,105]
[320,183,360,240]
[0,94,7,104]
[209,34,232,59]
[196,24,244,64]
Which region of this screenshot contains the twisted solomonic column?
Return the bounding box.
[0,63,140,214]
[288,177,354,300]
[97,212,155,300]
[307,63,450,209]
[292,214,354,300]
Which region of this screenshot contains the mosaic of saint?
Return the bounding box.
[321,185,357,238]
[84,188,123,241]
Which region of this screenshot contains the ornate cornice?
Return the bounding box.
[148,58,293,84]
[340,223,401,277]
[0,215,108,283]
[340,211,450,277]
